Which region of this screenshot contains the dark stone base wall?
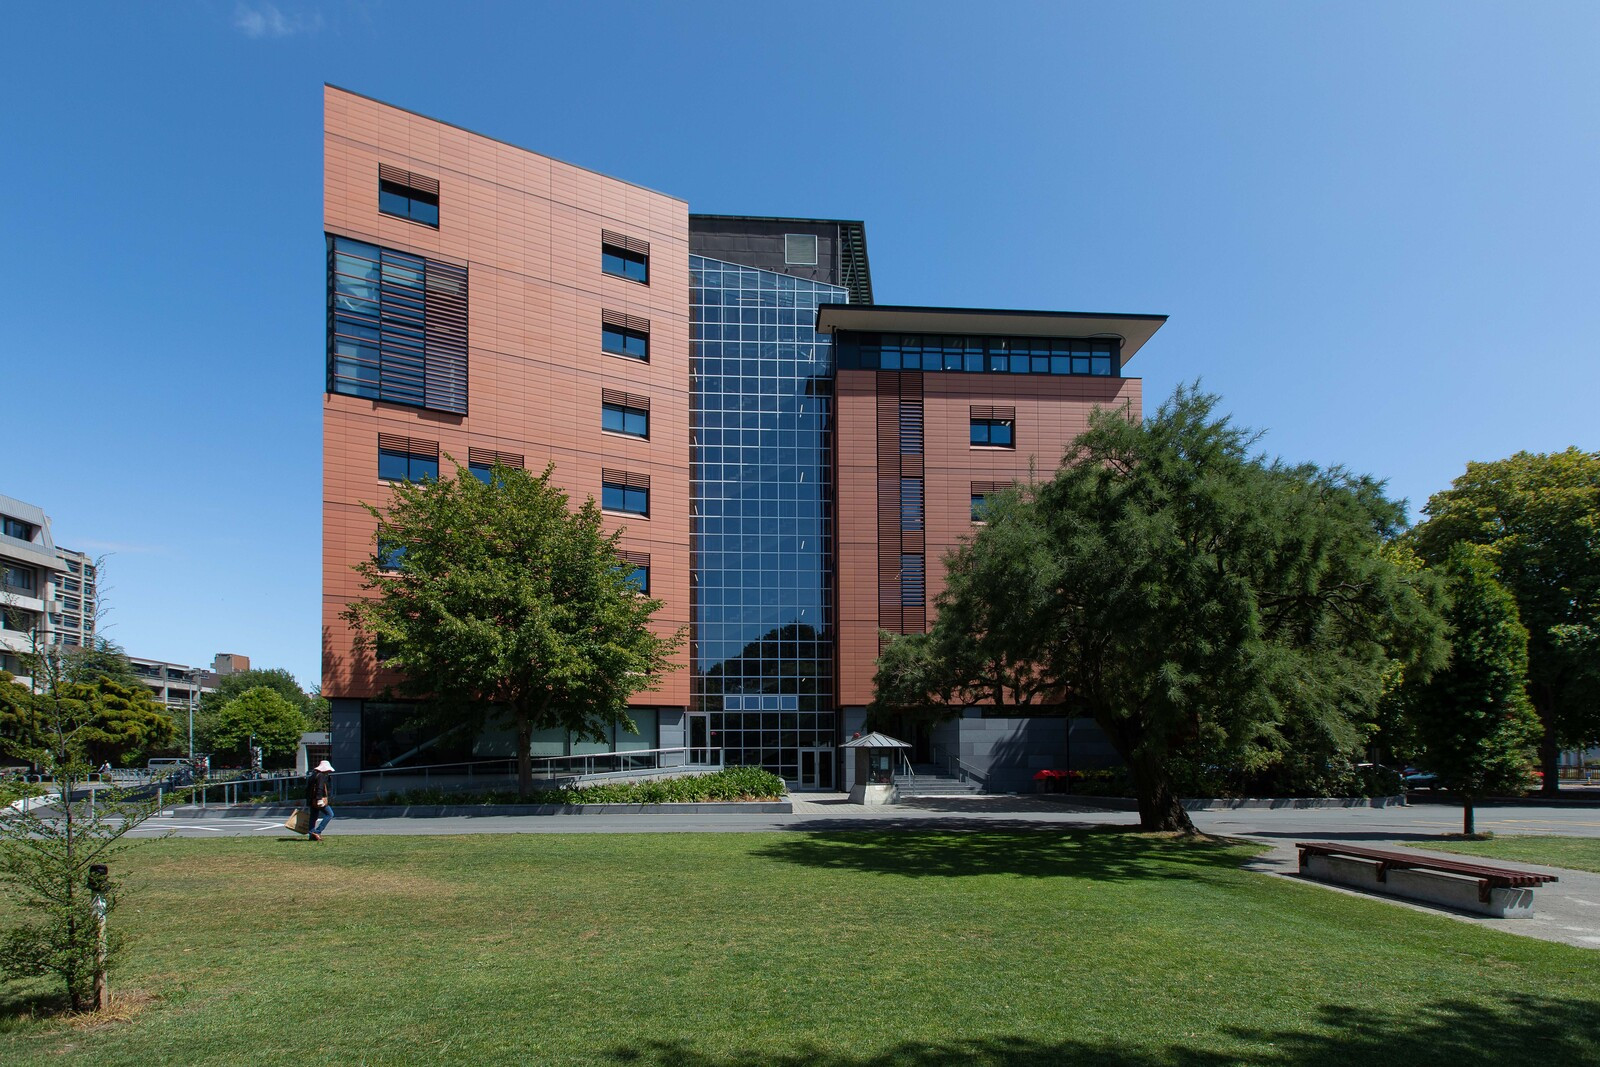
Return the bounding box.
[930,713,1119,794]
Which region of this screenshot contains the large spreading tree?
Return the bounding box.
[1409,448,1600,791]
[874,386,1446,832]
[1397,547,1540,834]
[344,461,683,795]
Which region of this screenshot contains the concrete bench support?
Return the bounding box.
[1301,853,1537,918]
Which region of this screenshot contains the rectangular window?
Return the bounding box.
[601,310,651,361]
[2,564,35,593]
[1,516,35,541]
[618,550,651,594]
[899,478,924,531]
[971,408,1017,448]
[601,469,650,516]
[377,165,440,228]
[601,389,651,439]
[784,233,818,266]
[467,447,525,484]
[377,434,440,482]
[899,554,925,606]
[377,536,406,572]
[327,235,468,414]
[601,230,650,284]
[971,494,989,523]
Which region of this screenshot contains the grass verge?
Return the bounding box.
[1409,834,1600,874]
[0,830,1595,1066]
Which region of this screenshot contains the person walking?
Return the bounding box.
[306,759,336,841]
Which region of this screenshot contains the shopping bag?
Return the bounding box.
[285,809,310,834]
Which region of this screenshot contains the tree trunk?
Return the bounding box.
[1538,725,1561,797]
[515,711,533,798]
[1463,799,1475,836]
[1535,687,1561,796]
[1128,751,1196,834]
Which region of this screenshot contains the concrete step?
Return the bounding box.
[897,775,985,796]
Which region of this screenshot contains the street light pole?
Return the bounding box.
[187,667,199,761]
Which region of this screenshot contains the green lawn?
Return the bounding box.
[1,831,1597,1066]
[1413,834,1600,874]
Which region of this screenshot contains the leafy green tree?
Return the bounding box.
[0,647,168,1012]
[1410,448,1600,791]
[1399,547,1540,834]
[874,489,1058,719]
[1,663,174,769]
[344,461,684,795]
[873,386,1446,832]
[206,687,308,765]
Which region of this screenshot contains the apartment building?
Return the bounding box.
[321,87,1165,787]
[0,493,99,683]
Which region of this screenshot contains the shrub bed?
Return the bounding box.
[366,765,787,806]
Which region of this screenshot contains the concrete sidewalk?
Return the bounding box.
[1241,838,1600,950]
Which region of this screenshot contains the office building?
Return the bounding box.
[320,87,1164,788]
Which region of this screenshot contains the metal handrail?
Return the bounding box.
[937,750,992,792]
[185,747,725,806]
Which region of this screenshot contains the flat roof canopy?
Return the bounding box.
[815,304,1168,366]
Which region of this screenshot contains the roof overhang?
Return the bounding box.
[815,304,1168,366]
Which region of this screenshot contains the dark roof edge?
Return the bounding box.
[325,83,688,206]
[689,214,868,227]
[822,304,1169,323]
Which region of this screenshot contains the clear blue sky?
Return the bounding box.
[4,2,1596,691]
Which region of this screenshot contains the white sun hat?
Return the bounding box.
[314,760,335,772]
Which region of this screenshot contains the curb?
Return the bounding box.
[159,800,795,818]
[1058,795,1408,812]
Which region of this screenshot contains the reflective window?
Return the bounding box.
[602,244,649,283]
[971,418,1015,448]
[602,401,649,439]
[377,537,406,572]
[971,494,990,523]
[602,483,649,516]
[837,332,1120,376]
[2,565,35,593]
[689,256,846,783]
[378,446,438,483]
[900,478,924,530]
[1,516,35,541]
[602,323,649,360]
[377,179,440,227]
[327,236,468,414]
[626,565,650,594]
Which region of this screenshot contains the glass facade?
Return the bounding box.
[836,332,1119,376]
[689,255,846,783]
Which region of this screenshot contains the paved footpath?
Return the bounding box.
[131,793,1600,949]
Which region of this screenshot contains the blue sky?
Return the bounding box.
[4,2,1596,691]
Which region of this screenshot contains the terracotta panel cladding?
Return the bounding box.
[323,87,690,705]
[834,369,1142,706]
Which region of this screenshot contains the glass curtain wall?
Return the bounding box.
[689,255,846,783]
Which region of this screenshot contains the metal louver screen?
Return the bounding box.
[617,550,650,567]
[601,388,651,410]
[467,447,524,469]
[601,468,651,489]
[600,229,650,255]
[378,434,438,459]
[601,309,651,334]
[378,163,440,196]
[970,405,1016,420]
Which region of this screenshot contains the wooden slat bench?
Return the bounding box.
[1295,841,1559,918]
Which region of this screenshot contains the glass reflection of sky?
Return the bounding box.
[689,256,845,709]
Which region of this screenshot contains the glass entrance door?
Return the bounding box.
[688,714,712,765]
[798,748,834,790]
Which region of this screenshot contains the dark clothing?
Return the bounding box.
[305,771,331,831]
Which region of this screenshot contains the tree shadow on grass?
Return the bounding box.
[752,827,1250,884]
[601,993,1600,1066]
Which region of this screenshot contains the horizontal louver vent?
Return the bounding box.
[617,550,650,567]
[601,388,650,410]
[601,309,651,334]
[378,163,440,196]
[468,447,524,469]
[600,230,650,256]
[971,480,1015,495]
[378,434,438,459]
[601,468,651,489]
[970,405,1016,420]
